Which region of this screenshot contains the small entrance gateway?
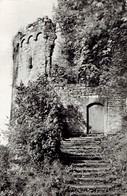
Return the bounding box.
[86,102,104,134]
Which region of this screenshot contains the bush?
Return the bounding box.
[9,78,62,166]
[0,145,11,196]
[103,125,127,193]
[7,77,79,195]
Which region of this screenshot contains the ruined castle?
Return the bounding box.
[12,14,127,137]
[10,1,127,194]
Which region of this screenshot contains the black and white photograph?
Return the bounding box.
[0,0,127,195]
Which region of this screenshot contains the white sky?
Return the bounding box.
[0,0,57,144]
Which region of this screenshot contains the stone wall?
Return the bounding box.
[51,83,126,135]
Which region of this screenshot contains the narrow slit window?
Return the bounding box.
[29,57,33,69]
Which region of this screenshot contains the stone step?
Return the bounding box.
[71,158,110,164]
[61,140,102,145]
[61,143,102,149]
[85,133,104,137]
[61,137,103,142]
[61,145,102,149]
[68,184,114,193]
[70,166,110,173]
[61,135,121,196]
[72,170,113,178]
[66,136,104,140]
[68,176,116,185]
[60,145,102,149]
[69,191,120,196]
[61,148,103,154]
[64,136,104,141]
[62,139,103,143]
[62,138,103,145]
[61,144,102,151]
[72,161,110,168]
[60,147,102,154]
[62,152,103,160]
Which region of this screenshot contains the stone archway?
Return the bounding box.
[86,102,104,134]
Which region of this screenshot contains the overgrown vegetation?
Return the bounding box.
[1,0,127,195]
[0,145,11,195]
[103,116,127,194]
[1,77,86,195]
[53,0,127,87]
[8,77,69,195]
[0,145,70,196]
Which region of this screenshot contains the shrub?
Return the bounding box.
[8,77,78,195]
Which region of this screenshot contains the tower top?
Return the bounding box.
[13,16,56,52]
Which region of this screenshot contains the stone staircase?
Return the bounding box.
[60,134,120,196]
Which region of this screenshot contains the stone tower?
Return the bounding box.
[10,17,56,121]
[12,16,56,87]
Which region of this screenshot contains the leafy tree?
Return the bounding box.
[53,0,127,87]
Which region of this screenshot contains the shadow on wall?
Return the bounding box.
[122,115,127,130]
[51,64,100,86]
[58,105,87,138]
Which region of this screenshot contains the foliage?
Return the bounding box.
[78,63,99,86]
[53,0,127,87]
[10,77,86,163]
[55,104,86,138]
[9,78,62,166]
[2,1,127,195]
[0,145,12,196]
[103,124,127,193]
[52,64,77,83]
[54,0,125,64]
[5,76,85,195]
[5,78,64,195]
[23,160,71,196]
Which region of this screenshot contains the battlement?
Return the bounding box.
[13,16,56,54]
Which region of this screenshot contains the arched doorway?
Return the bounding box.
[86,102,104,134]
